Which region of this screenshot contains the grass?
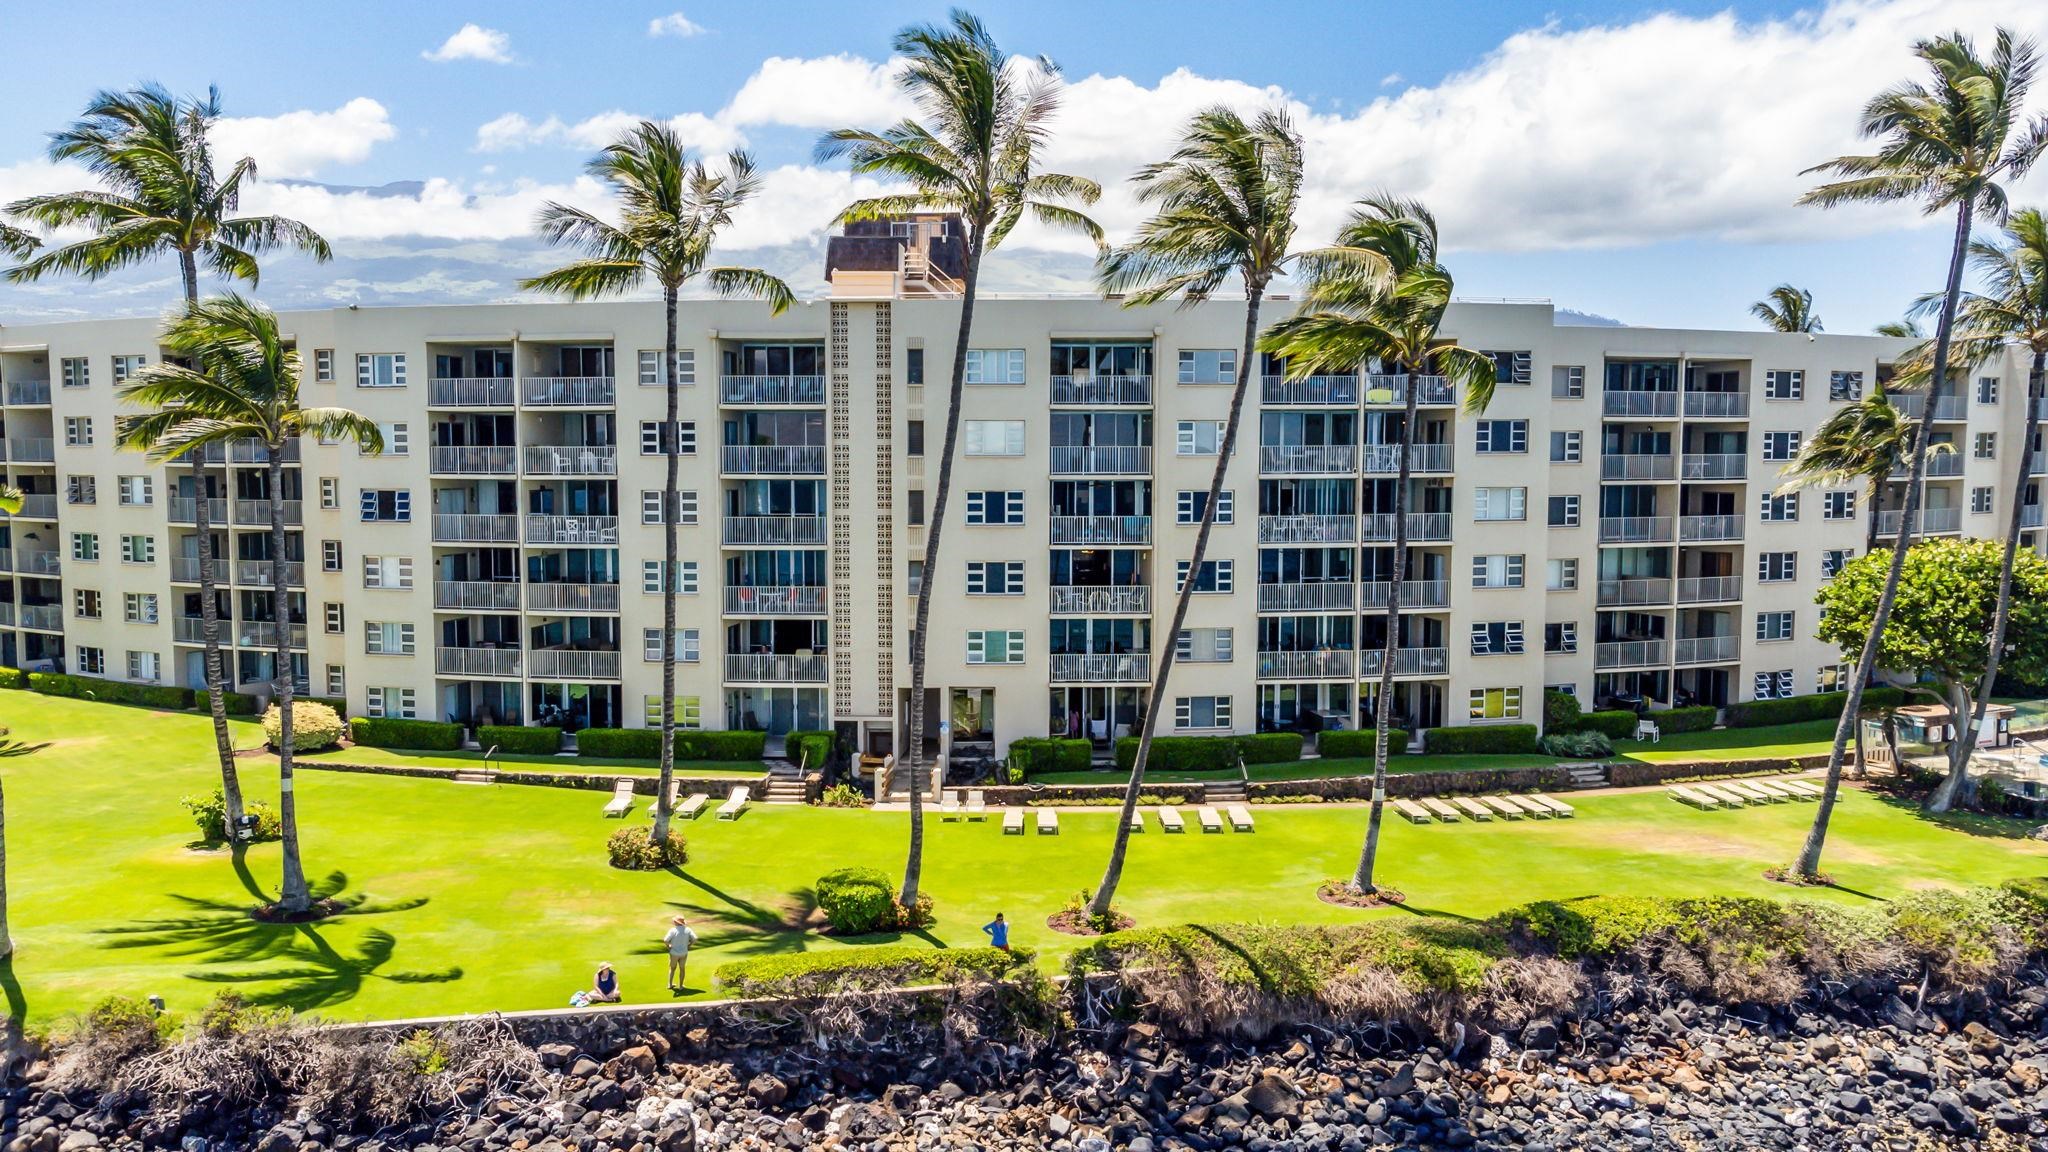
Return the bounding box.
[277,742,762,778]
[2,690,2044,1027]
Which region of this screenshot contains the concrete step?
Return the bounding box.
[1565,764,1611,789]
[451,770,497,785]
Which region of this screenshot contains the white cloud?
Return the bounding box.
[473,110,746,155]
[211,98,397,179]
[422,24,514,64]
[648,12,707,38]
[722,54,914,129]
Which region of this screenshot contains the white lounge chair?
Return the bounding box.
[1698,783,1750,806]
[965,790,988,820]
[1531,794,1575,818]
[1197,806,1224,833]
[1003,808,1024,835]
[716,786,749,820]
[1454,797,1493,821]
[1784,780,1824,799]
[1482,796,1523,820]
[1394,799,1434,824]
[675,792,710,819]
[1226,804,1254,832]
[939,790,963,820]
[1750,780,1796,801]
[602,779,634,817]
[1672,786,1719,809]
[1127,809,1145,833]
[1725,781,1777,804]
[1036,807,1059,835]
[1422,798,1462,822]
[1158,806,1186,833]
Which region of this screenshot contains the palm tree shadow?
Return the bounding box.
[0,956,26,1023]
[634,881,826,960]
[1872,792,2044,841]
[183,926,461,1011]
[0,739,51,758]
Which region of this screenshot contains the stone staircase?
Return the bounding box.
[763,760,808,805]
[451,769,497,785]
[1565,762,1611,789]
[1206,778,1249,804]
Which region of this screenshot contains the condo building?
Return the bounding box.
[0,217,2033,766]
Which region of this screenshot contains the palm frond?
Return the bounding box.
[706,266,796,314]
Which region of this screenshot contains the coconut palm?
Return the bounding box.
[521,123,793,846]
[120,295,382,914]
[1792,28,2048,875]
[1874,318,1925,338]
[0,778,10,960]
[1751,283,1823,333]
[818,10,1102,905]
[0,222,35,260]
[1261,197,1498,896]
[1776,385,1923,555]
[5,84,332,837]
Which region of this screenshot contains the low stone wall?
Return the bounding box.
[1606,756,1821,788]
[297,758,761,798]
[974,781,1209,805]
[1249,764,1575,802]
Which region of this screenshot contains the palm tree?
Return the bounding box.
[0,221,35,623]
[1084,106,1324,919]
[819,10,1102,906]
[1791,28,2047,876]
[1751,283,1823,333]
[120,295,382,914]
[0,222,35,260]
[1262,197,1498,896]
[1777,385,1919,555]
[1874,318,1925,338]
[521,123,793,846]
[0,777,11,960]
[5,84,332,836]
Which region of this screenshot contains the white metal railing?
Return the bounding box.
[1679,514,1744,542]
[1049,585,1150,614]
[434,580,522,611]
[6,439,54,463]
[231,499,303,526]
[1256,514,1355,544]
[1893,453,1963,478]
[1256,582,1354,612]
[431,445,518,475]
[1359,512,1452,542]
[1256,650,1356,679]
[436,648,523,678]
[5,380,51,405]
[2025,505,2045,528]
[720,375,826,405]
[1364,374,1454,405]
[234,560,305,587]
[1601,453,1677,481]
[1681,453,1746,481]
[1050,375,1152,405]
[235,621,308,649]
[1889,393,1967,421]
[1049,445,1152,474]
[722,516,830,546]
[521,376,616,407]
[1360,443,1453,474]
[1259,444,1356,474]
[1677,575,1742,603]
[1598,516,1674,543]
[1358,647,1449,677]
[227,439,299,464]
[432,514,520,543]
[525,583,622,612]
[723,653,831,682]
[1597,577,1673,606]
[1602,391,1678,418]
[1261,375,1359,406]
[524,514,620,545]
[18,604,63,631]
[1048,652,1152,682]
[1674,635,1741,665]
[167,497,228,524]
[524,445,617,475]
[720,445,828,475]
[1876,507,1964,535]
[173,616,209,643]
[15,550,61,576]
[1594,640,1670,669]
[169,557,212,583]
[429,377,516,407]
[1683,391,1749,418]
[527,649,622,680]
[1358,579,1449,609]
[0,603,12,627]
[722,585,827,615]
[14,494,56,519]
[1049,515,1153,545]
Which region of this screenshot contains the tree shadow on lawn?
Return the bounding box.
[656,868,944,955]
[0,956,26,1024]
[0,738,51,758]
[1871,792,2048,842]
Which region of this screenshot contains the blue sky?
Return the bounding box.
[0,0,2036,330]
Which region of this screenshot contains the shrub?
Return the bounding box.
[1723,686,1906,729]
[0,666,25,690]
[676,730,766,761]
[717,945,1031,996]
[818,784,865,808]
[816,867,898,935]
[1578,710,1639,741]
[605,825,687,870]
[1315,729,1410,758]
[180,790,282,845]
[220,692,261,717]
[1539,730,1614,759]
[348,716,464,751]
[573,728,658,759]
[1239,732,1304,764]
[1420,724,1541,756]
[785,729,836,773]
[262,701,344,753]
[29,672,193,710]
[1543,690,1582,734]
[479,725,562,756]
[1648,705,1718,734]
[1006,737,1093,777]
[305,696,349,720]
[1113,735,1239,773]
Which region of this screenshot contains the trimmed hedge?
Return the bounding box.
[479,725,562,756]
[1239,732,1305,764]
[1315,728,1411,759]
[1723,686,1905,729]
[1543,690,1582,734]
[785,729,836,772]
[29,672,193,710]
[570,728,768,762]
[717,944,1032,996]
[348,716,464,751]
[1007,737,1092,777]
[1578,710,1640,741]
[815,867,897,935]
[1540,730,1613,759]
[1114,735,1237,773]
[220,691,261,717]
[1420,724,1541,756]
[679,729,765,760]
[0,666,25,690]
[1648,705,1718,734]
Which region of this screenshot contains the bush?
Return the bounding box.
[0,666,25,690]
[220,691,261,717]
[816,867,899,935]
[1420,724,1541,756]
[1543,690,1582,734]
[479,725,562,756]
[677,730,766,760]
[1648,705,1718,734]
[305,696,349,720]
[605,825,687,870]
[262,701,344,753]
[347,716,464,751]
[1113,735,1239,773]
[1539,730,1614,759]
[1723,686,1906,729]
[1578,710,1640,741]
[29,672,193,710]
[818,784,865,808]
[785,729,836,772]
[1315,729,1410,759]
[1239,732,1304,764]
[717,945,1031,996]
[180,790,282,845]
[1006,737,1093,777]
[573,728,658,759]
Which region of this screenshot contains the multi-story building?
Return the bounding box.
[0,217,2035,765]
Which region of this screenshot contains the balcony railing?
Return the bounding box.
[1257,650,1356,679]
[1598,516,1674,543]
[1049,585,1150,614]
[1683,391,1749,418]
[1596,577,1673,607]
[432,514,520,543]
[1679,514,1743,543]
[2025,505,2045,528]
[0,603,12,627]
[226,439,299,464]
[1681,453,1746,481]
[1892,453,1963,479]
[235,621,308,649]
[1594,639,1670,670]
[0,548,10,572]
[1875,507,1964,535]
[1602,391,1679,418]
[521,376,616,407]
[434,580,522,610]
[1256,514,1355,544]
[167,497,228,525]
[1358,647,1449,677]
[1677,575,1743,603]
[527,649,622,680]
[234,560,305,587]
[1261,375,1359,406]
[1256,582,1354,612]
[525,583,622,613]
[6,439,54,463]
[1050,446,1152,475]
[1259,445,1356,474]
[524,445,617,475]
[722,585,826,615]
[1359,512,1452,542]
[525,514,619,545]
[169,557,213,583]
[1358,579,1450,609]
[1049,652,1151,682]
[14,494,56,519]
[1601,453,1676,481]
[18,604,63,631]
[5,380,51,405]
[15,551,61,576]
[436,647,523,678]
[723,653,830,683]
[1364,374,1455,405]
[1050,375,1152,406]
[722,516,830,546]
[720,445,828,475]
[1049,515,1153,545]
[428,377,516,407]
[1361,443,1453,474]
[1674,635,1741,665]
[173,616,211,644]
[231,499,303,527]
[720,375,825,406]
[1889,393,1967,421]
[430,445,518,475]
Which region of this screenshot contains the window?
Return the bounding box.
[966,561,1024,595]
[1177,349,1237,385]
[907,560,924,596]
[66,475,95,505]
[639,490,697,525]
[1753,670,1795,700]
[1764,369,1804,401]
[126,651,160,683]
[76,646,105,675]
[365,621,416,655]
[111,354,145,382]
[74,589,101,619]
[1474,487,1527,521]
[1470,621,1525,656]
[1544,622,1578,654]
[323,602,345,634]
[1830,371,1863,401]
[1174,696,1232,730]
[1552,365,1586,399]
[121,534,154,564]
[1817,663,1850,693]
[636,348,696,386]
[117,475,152,506]
[63,417,92,446]
[905,489,925,526]
[71,532,99,562]
[325,665,345,696]
[906,420,924,457]
[1471,554,1525,588]
[1762,431,1802,461]
[1821,548,1854,578]
[321,540,342,571]
[963,349,1025,384]
[1176,420,1226,455]
[1972,486,1995,514]
[1175,628,1234,663]
[1546,558,1579,591]
[362,422,409,456]
[1755,610,1795,642]
[906,348,923,385]
[1469,687,1523,721]
[1176,489,1233,524]
[355,353,407,388]
[1176,559,1234,593]
[639,420,697,456]
[1550,430,1582,463]
[1474,419,1528,454]
[1978,376,2000,405]
[365,687,417,719]
[1484,349,1532,385]
[965,490,1025,525]
[314,349,334,382]
[643,695,704,729]
[359,489,411,522]
[60,357,89,388]
[362,555,414,590]
[641,628,700,662]
[1822,490,1856,520]
[1548,495,1580,528]
[1758,551,1797,582]
[964,420,1024,455]
[641,560,699,594]
[124,591,159,623]
[966,629,1024,664]
[320,477,338,509]
[1760,492,1799,522]
[1975,432,1997,460]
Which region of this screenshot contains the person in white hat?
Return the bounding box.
[589,961,621,1003]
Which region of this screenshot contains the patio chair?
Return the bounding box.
[1481,796,1523,820]
[1197,807,1223,833]
[1036,807,1059,835]
[1394,799,1434,824]
[602,779,634,817]
[1002,808,1025,835]
[1421,798,1462,822]
[1671,786,1718,809]
[939,790,963,820]
[965,790,988,820]
[1531,794,1575,818]
[716,786,750,820]
[1226,805,1254,831]
[1127,809,1144,833]
[1634,719,1660,743]
[675,792,710,819]
[1157,806,1186,833]
[1453,797,1493,821]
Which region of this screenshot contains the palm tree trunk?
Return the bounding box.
[1353,369,1413,893]
[1799,192,1976,870]
[0,778,11,960]
[1089,285,1263,919]
[1865,475,1883,558]
[269,449,309,912]
[652,286,680,845]
[899,233,983,907]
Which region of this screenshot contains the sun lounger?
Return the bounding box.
[1227,804,1254,831]
[716,786,749,820]
[602,779,635,817]
[1197,806,1224,833]
[1724,781,1777,804]
[1481,796,1524,820]
[1394,798,1435,824]
[939,790,963,820]
[1784,780,1824,799]
[1037,807,1059,835]
[1750,780,1796,801]
[1531,794,1575,818]
[1502,795,1549,819]
[1158,806,1186,833]
[1127,808,1144,833]
[1003,808,1024,835]
[1671,786,1719,809]
[1454,797,1493,821]
[1698,783,1750,806]
[1421,798,1462,822]
[965,790,989,820]
[675,791,710,819]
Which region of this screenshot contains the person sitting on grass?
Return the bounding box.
[589,961,621,1004]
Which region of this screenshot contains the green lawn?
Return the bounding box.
[2,690,2043,1028]
[278,743,762,779]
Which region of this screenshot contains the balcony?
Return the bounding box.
[431,446,518,475]
[1257,650,1355,679]
[1683,391,1749,419]
[436,647,523,678]
[0,548,9,572]
[18,604,63,631]
[723,653,830,683]
[1598,516,1675,544]
[1261,375,1359,406]
[235,621,308,649]
[428,377,516,408]
[1679,514,1743,543]
[5,380,51,406]
[15,551,61,577]
[524,445,617,476]
[722,516,830,546]
[432,514,520,544]
[1602,391,1678,418]
[525,583,622,613]
[1601,453,1677,481]
[231,499,303,527]
[527,649,622,680]
[720,445,827,475]
[167,497,228,525]
[1049,515,1152,546]
[1677,575,1743,604]
[2025,505,2044,528]
[521,376,616,407]
[1256,582,1354,612]
[1889,393,1967,421]
[720,375,825,406]
[525,514,620,545]
[1256,514,1354,544]
[1050,446,1152,475]
[1681,453,1747,481]
[1361,443,1453,475]
[1359,512,1452,542]
[1595,640,1670,670]
[1259,445,1356,474]
[1364,374,1455,405]
[1049,585,1150,614]
[0,603,11,627]
[1050,375,1152,406]
[1358,579,1450,609]
[1049,652,1151,683]
[169,557,215,583]
[13,494,56,519]
[7,439,54,464]
[434,580,522,611]
[1596,577,1673,607]
[234,560,305,587]
[1892,453,1964,479]
[1674,635,1741,665]
[1875,507,1964,536]
[1358,647,1449,677]
[226,439,299,464]
[722,585,826,615]
[172,616,213,644]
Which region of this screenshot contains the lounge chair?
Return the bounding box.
[1037,807,1059,835]
[1421,798,1462,822]
[1197,806,1223,833]
[1394,798,1435,824]
[1724,781,1777,804]
[1158,806,1186,833]
[1493,796,1541,819]
[1672,786,1719,809]
[1003,808,1025,835]
[1531,794,1575,818]
[965,790,989,820]
[1698,783,1749,806]
[1784,780,1824,799]
[939,790,963,821]
[1453,797,1493,821]
[716,786,749,820]
[1127,809,1145,833]
[675,792,710,819]
[602,779,635,817]
[1750,780,1796,801]
[1481,796,1523,820]
[1226,804,1254,832]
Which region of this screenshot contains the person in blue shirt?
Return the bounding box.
[589,961,621,1003]
[983,912,1009,950]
